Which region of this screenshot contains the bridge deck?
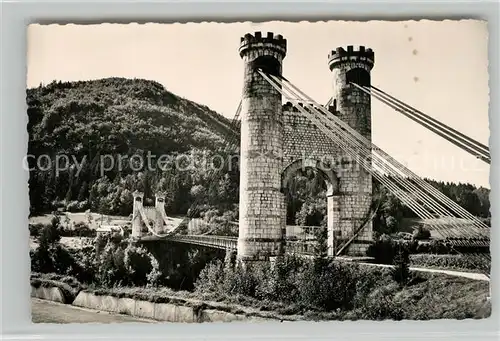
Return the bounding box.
[137,234,379,260]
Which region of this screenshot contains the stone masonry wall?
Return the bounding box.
[328,47,375,255]
[282,104,373,256]
[280,46,375,256]
[237,37,375,258]
[132,192,144,237]
[237,32,287,261]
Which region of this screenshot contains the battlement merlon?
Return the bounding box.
[328,46,375,71]
[282,101,327,113]
[133,191,144,199]
[155,191,166,198]
[239,32,287,59]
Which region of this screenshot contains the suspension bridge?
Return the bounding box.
[130,31,490,264]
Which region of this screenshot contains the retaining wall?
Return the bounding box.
[30,285,66,303]
[72,291,277,323]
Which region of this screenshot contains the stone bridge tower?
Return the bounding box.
[237,33,375,259]
[237,32,287,262]
[327,46,375,255]
[132,191,144,237]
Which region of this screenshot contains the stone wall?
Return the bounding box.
[31,285,66,303]
[72,291,299,323]
[237,32,287,261]
[132,191,144,237]
[280,46,375,256]
[327,46,375,255]
[237,35,375,258]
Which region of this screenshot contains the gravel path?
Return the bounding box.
[358,262,490,281]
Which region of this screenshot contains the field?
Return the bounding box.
[29,212,130,229]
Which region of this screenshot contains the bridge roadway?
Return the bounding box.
[138,234,490,282]
[140,234,239,250]
[139,234,324,256]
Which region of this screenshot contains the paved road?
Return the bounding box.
[31,298,155,324]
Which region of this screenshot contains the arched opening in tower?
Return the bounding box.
[281,160,340,254]
[346,68,371,87]
[250,55,281,77]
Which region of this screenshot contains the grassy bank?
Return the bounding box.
[82,264,490,320]
[29,266,490,321]
[410,254,491,273]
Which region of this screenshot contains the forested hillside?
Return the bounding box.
[27,78,239,217]
[26,77,490,233]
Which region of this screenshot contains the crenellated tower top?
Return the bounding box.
[328,45,375,71]
[133,191,144,199]
[239,31,287,59]
[282,101,336,114]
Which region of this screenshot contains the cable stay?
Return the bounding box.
[351,83,490,164]
[259,71,489,270]
[165,100,243,236]
[139,101,242,239]
[371,84,489,155]
[257,70,489,248]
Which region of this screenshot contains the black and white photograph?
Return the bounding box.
[26,20,491,323]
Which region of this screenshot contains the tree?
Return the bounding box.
[39,214,62,247]
[457,191,482,216]
[313,218,328,260]
[77,181,89,202]
[295,196,326,227]
[391,244,410,287]
[474,187,491,218]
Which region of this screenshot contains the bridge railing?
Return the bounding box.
[167,234,238,250]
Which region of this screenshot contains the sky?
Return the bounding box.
[27,20,490,188]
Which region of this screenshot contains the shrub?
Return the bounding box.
[415,240,454,254]
[392,246,411,287]
[92,236,162,288]
[295,260,359,311]
[30,215,82,275]
[39,215,62,246]
[366,235,398,264]
[124,243,155,286]
[412,226,431,240]
[65,200,81,213]
[62,222,96,237]
[29,223,46,237]
[195,255,362,313]
[410,253,491,273]
[356,283,405,320]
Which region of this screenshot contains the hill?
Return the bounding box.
[27,78,236,157]
[27,78,240,216]
[26,77,490,233]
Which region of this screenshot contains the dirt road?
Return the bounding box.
[31,298,156,324]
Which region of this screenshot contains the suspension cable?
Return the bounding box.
[277,74,489,231]
[159,101,242,237]
[262,70,488,239]
[259,71,437,222]
[353,83,490,164]
[347,84,490,229]
[370,84,490,158]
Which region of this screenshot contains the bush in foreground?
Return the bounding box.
[196,255,386,314]
[410,253,491,273]
[193,254,490,320]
